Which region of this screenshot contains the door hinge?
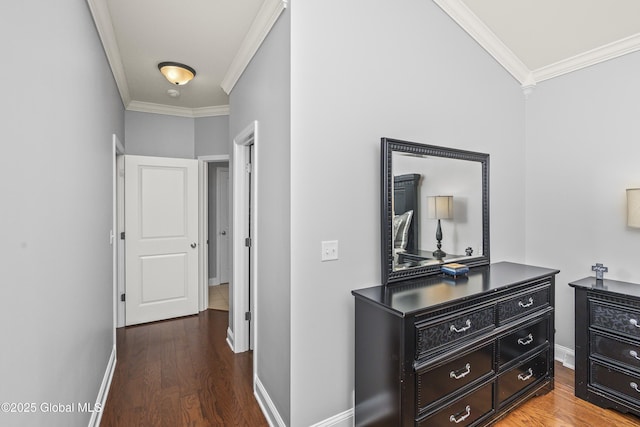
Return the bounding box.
[120,293,126,302]
[245,162,252,174]
[120,232,125,240]
[245,237,252,247]
[245,311,252,321]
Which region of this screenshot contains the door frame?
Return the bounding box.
[112,135,125,330]
[198,155,230,313]
[231,121,258,354]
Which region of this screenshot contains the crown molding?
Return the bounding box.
[432,0,534,88]
[86,0,131,106]
[127,101,229,118]
[433,0,640,95]
[220,0,288,94]
[533,32,640,83]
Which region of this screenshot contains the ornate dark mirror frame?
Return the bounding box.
[381,137,490,284]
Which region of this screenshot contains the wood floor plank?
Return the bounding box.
[496,361,640,427]
[101,310,267,427]
[103,311,640,426]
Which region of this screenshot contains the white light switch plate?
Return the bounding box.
[321,240,339,261]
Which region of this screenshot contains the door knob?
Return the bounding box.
[221,231,227,235]
[191,243,197,248]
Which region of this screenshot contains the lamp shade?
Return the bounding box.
[627,188,640,228]
[158,62,196,85]
[427,196,453,220]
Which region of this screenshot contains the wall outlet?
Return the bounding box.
[321,240,339,261]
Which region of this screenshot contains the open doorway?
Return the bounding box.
[206,161,230,312]
[197,155,231,317]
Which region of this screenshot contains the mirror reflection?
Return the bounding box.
[392,152,483,270]
[381,138,489,284]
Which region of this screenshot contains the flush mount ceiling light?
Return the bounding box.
[158,62,196,85]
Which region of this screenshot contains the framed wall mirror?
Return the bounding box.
[381,138,490,284]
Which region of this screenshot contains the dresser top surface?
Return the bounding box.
[569,276,640,298]
[352,261,559,316]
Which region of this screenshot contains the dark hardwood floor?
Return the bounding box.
[495,362,640,427]
[101,310,640,426]
[100,309,268,427]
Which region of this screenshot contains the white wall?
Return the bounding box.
[290,0,526,425]
[228,7,291,426]
[0,2,124,426]
[525,50,640,351]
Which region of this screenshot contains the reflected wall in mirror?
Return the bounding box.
[381,138,490,284]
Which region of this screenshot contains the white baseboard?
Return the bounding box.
[555,343,575,370]
[254,376,286,427]
[208,277,219,286]
[88,345,117,427]
[226,327,235,352]
[309,408,354,427]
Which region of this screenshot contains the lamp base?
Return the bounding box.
[433,249,446,259]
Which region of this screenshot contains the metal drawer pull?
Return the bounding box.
[518,368,533,381]
[450,319,472,333]
[518,334,534,346]
[631,382,640,392]
[449,405,471,424]
[630,319,640,328]
[630,350,640,360]
[450,363,471,380]
[518,297,534,308]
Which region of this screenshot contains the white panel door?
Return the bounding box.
[125,155,199,325]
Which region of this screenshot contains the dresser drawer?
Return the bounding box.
[416,381,494,427]
[416,342,494,413]
[416,307,495,358]
[497,285,550,324]
[591,361,640,406]
[497,350,549,406]
[498,317,549,368]
[591,301,640,340]
[591,332,640,372]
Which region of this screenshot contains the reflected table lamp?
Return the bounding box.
[427,195,453,259]
[627,188,640,228]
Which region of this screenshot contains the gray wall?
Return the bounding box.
[125,112,229,159]
[195,115,229,157]
[229,7,291,426]
[525,50,640,351]
[289,1,526,425]
[125,111,195,158]
[0,1,124,426]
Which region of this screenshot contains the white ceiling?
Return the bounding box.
[89,0,640,117]
[436,0,640,87]
[108,0,263,109]
[88,0,286,117]
[461,0,640,71]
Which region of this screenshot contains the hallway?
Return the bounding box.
[100,310,267,426]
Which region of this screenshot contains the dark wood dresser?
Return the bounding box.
[570,277,640,417]
[352,262,559,426]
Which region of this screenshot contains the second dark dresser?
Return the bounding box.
[570,277,640,418]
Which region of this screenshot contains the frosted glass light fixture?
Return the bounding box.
[427,195,453,259]
[627,188,640,228]
[158,62,196,85]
